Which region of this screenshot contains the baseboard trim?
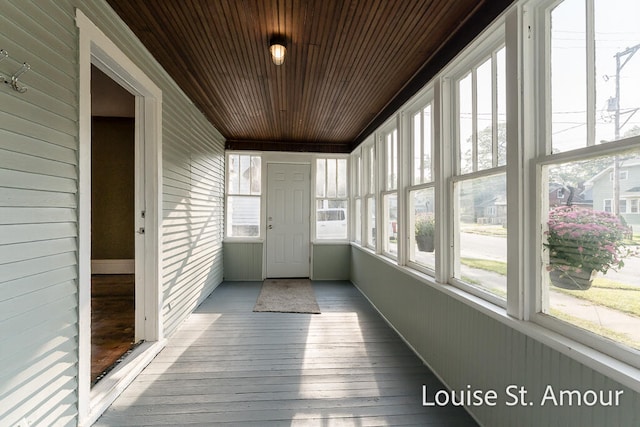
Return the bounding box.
[83,339,166,426]
[91,259,135,274]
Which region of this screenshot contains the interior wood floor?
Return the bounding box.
[95,281,478,426]
[92,274,136,385]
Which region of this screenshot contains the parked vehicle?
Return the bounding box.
[316,208,347,239]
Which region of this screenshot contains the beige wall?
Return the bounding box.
[91,117,135,260]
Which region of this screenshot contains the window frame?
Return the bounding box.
[445,24,509,306]
[405,90,438,275]
[378,120,399,259]
[362,137,377,250]
[345,0,640,389]
[531,0,640,371]
[351,148,363,245]
[313,155,350,242]
[225,151,263,241]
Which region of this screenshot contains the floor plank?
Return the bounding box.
[91,274,135,384]
[95,281,478,426]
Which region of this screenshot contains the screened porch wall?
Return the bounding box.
[222,242,350,281]
[351,246,640,427]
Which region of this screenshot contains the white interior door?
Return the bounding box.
[266,163,310,278]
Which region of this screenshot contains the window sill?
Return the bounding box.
[223,238,264,244]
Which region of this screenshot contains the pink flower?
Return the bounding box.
[544,205,631,274]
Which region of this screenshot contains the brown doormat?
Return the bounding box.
[253,279,321,314]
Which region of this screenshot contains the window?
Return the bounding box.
[619,198,628,213]
[609,171,628,181]
[550,0,640,153]
[344,0,640,388]
[381,127,398,256]
[315,158,348,240]
[543,152,640,354]
[409,187,435,271]
[364,142,376,249]
[352,151,363,244]
[412,104,433,185]
[226,153,261,237]
[452,43,507,300]
[408,100,436,272]
[542,0,640,359]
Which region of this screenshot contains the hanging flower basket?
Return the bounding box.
[416,234,434,252]
[415,213,435,253]
[544,206,632,291]
[548,265,596,290]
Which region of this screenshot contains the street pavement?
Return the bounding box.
[461,265,640,345]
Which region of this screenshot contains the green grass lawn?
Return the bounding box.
[460,224,507,237]
[550,309,639,349]
[461,257,507,276]
[461,258,640,318]
[555,278,640,318]
[460,257,640,349]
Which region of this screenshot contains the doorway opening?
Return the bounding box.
[77,9,164,425]
[90,66,137,385]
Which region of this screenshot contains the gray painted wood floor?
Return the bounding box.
[95,281,478,426]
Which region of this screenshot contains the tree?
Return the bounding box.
[623,125,640,138]
[461,122,507,171]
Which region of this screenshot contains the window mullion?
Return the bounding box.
[586,0,596,147]
[472,68,478,172]
[376,135,384,253]
[420,107,425,184]
[435,76,451,284]
[492,50,499,168]
[506,5,526,319]
[397,114,407,265]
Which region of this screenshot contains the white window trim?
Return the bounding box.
[610,170,629,181]
[351,147,363,245]
[224,151,263,241]
[446,15,509,303]
[348,0,640,392]
[405,182,437,276]
[313,155,350,243]
[404,90,438,273]
[531,0,640,372]
[376,119,401,259]
[362,137,377,250]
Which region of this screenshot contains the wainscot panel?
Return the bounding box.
[350,246,640,427]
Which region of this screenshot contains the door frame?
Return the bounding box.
[77,10,164,426]
[264,161,312,278]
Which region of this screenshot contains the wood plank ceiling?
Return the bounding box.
[106,0,514,153]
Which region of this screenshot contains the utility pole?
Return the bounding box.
[611,43,640,216]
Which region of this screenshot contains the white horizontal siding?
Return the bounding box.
[0,0,79,424]
[1,0,226,425]
[0,207,76,225]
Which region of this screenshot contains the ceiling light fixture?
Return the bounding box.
[269,35,287,65]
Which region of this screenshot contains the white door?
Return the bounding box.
[266,163,310,277]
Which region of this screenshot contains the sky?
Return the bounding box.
[551,0,640,152]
